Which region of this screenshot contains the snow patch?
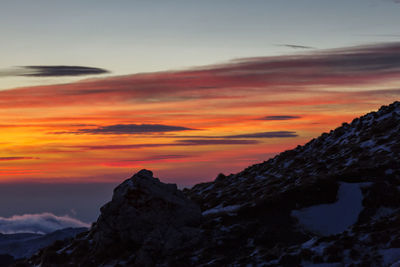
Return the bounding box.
[372,207,396,221]
[301,237,318,249]
[386,169,394,175]
[379,248,400,266]
[370,144,391,153]
[255,175,266,180]
[360,139,375,148]
[376,112,393,122]
[291,182,364,235]
[199,183,214,194]
[344,157,356,167]
[283,160,294,168]
[202,204,241,216]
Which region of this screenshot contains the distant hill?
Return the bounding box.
[0,227,86,264]
[21,101,400,266]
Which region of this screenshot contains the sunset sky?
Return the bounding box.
[1,0,400,222]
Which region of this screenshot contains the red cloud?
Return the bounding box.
[0,42,400,108]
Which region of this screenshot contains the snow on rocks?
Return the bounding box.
[202,204,241,216]
[380,248,400,266]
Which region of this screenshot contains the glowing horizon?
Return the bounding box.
[1,43,400,185]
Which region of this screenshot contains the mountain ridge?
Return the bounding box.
[0,227,87,264]
[187,101,400,212]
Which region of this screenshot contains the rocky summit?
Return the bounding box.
[22,101,400,266]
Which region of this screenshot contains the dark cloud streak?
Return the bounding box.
[176,139,259,145]
[0,65,109,78]
[0,157,38,161]
[68,124,194,135]
[21,66,109,77]
[68,131,297,151]
[165,131,299,139]
[60,126,297,139]
[73,139,260,151]
[260,115,301,121]
[225,131,298,138]
[277,44,314,49]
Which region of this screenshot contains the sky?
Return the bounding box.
[1,0,400,223]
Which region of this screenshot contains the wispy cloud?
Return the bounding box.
[65,124,194,135]
[64,131,295,150]
[128,154,188,161]
[73,139,260,151]
[0,213,89,234]
[101,155,191,167]
[260,115,301,121]
[176,139,259,145]
[160,131,299,139]
[73,144,170,150]
[276,44,314,49]
[0,65,109,78]
[224,131,298,138]
[0,157,38,161]
[357,33,400,37]
[173,131,299,139]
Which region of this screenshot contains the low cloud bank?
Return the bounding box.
[0,213,90,234]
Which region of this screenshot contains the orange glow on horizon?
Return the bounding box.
[1,43,400,185]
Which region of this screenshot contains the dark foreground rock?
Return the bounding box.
[0,254,14,267]
[21,101,400,266]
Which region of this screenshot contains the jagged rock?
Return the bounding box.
[91,169,202,266]
[24,169,202,266]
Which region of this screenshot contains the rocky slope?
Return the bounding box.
[21,101,400,266]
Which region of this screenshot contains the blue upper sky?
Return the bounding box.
[1,0,399,89]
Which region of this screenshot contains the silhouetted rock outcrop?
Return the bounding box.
[91,169,202,266]
[24,169,201,266]
[22,101,400,266]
